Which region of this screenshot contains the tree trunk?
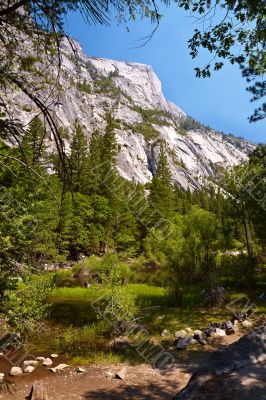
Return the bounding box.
[243,206,253,257]
[27,381,48,400]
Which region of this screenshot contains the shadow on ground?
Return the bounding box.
[82,380,178,400]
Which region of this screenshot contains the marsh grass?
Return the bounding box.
[35,282,266,365]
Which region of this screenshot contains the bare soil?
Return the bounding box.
[0,332,250,400]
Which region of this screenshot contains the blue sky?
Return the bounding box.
[65,4,265,143]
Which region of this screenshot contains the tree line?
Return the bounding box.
[0,114,265,303]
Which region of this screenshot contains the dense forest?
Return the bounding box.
[0,114,265,315]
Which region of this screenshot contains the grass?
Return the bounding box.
[32,281,266,366]
[49,284,170,307]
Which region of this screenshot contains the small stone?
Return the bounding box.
[242,320,252,328]
[223,320,236,335]
[75,367,86,373]
[24,365,35,373]
[105,371,114,379]
[176,337,191,350]
[205,328,215,337]
[198,338,207,346]
[50,363,69,373]
[214,328,226,337]
[10,366,23,376]
[161,329,170,337]
[174,330,187,339]
[43,358,53,367]
[23,360,38,367]
[0,373,4,380]
[185,327,193,334]
[193,329,203,337]
[115,367,127,380]
[50,354,59,358]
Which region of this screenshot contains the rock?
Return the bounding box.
[50,353,59,358]
[36,357,45,362]
[9,366,23,376]
[115,367,127,380]
[214,328,226,337]
[174,330,187,339]
[242,320,252,328]
[43,358,53,367]
[50,363,69,373]
[0,373,4,380]
[175,337,191,350]
[23,360,38,367]
[205,328,214,337]
[27,381,48,400]
[7,37,253,192]
[193,329,203,337]
[105,371,114,379]
[223,320,236,335]
[75,367,86,373]
[185,327,193,335]
[198,338,207,346]
[24,365,35,373]
[161,329,170,337]
[173,323,266,400]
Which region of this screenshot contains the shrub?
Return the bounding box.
[3,274,55,333]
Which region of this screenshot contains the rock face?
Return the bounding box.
[6,38,255,189]
[173,324,266,400]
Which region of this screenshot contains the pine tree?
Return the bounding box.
[69,122,89,193]
[21,117,46,167]
[149,143,175,223]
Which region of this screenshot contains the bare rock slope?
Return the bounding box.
[8,38,255,189]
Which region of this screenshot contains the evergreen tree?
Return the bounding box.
[149,143,175,223]
[69,122,89,193]
[21,117,46,167]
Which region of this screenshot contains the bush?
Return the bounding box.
[3,274,55,333]
[72,254,133,284]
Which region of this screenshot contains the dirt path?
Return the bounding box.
[0,362,191,400]
[0,333,243,399]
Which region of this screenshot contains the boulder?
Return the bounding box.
[10,366,23,376]
[43,358,53,367]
